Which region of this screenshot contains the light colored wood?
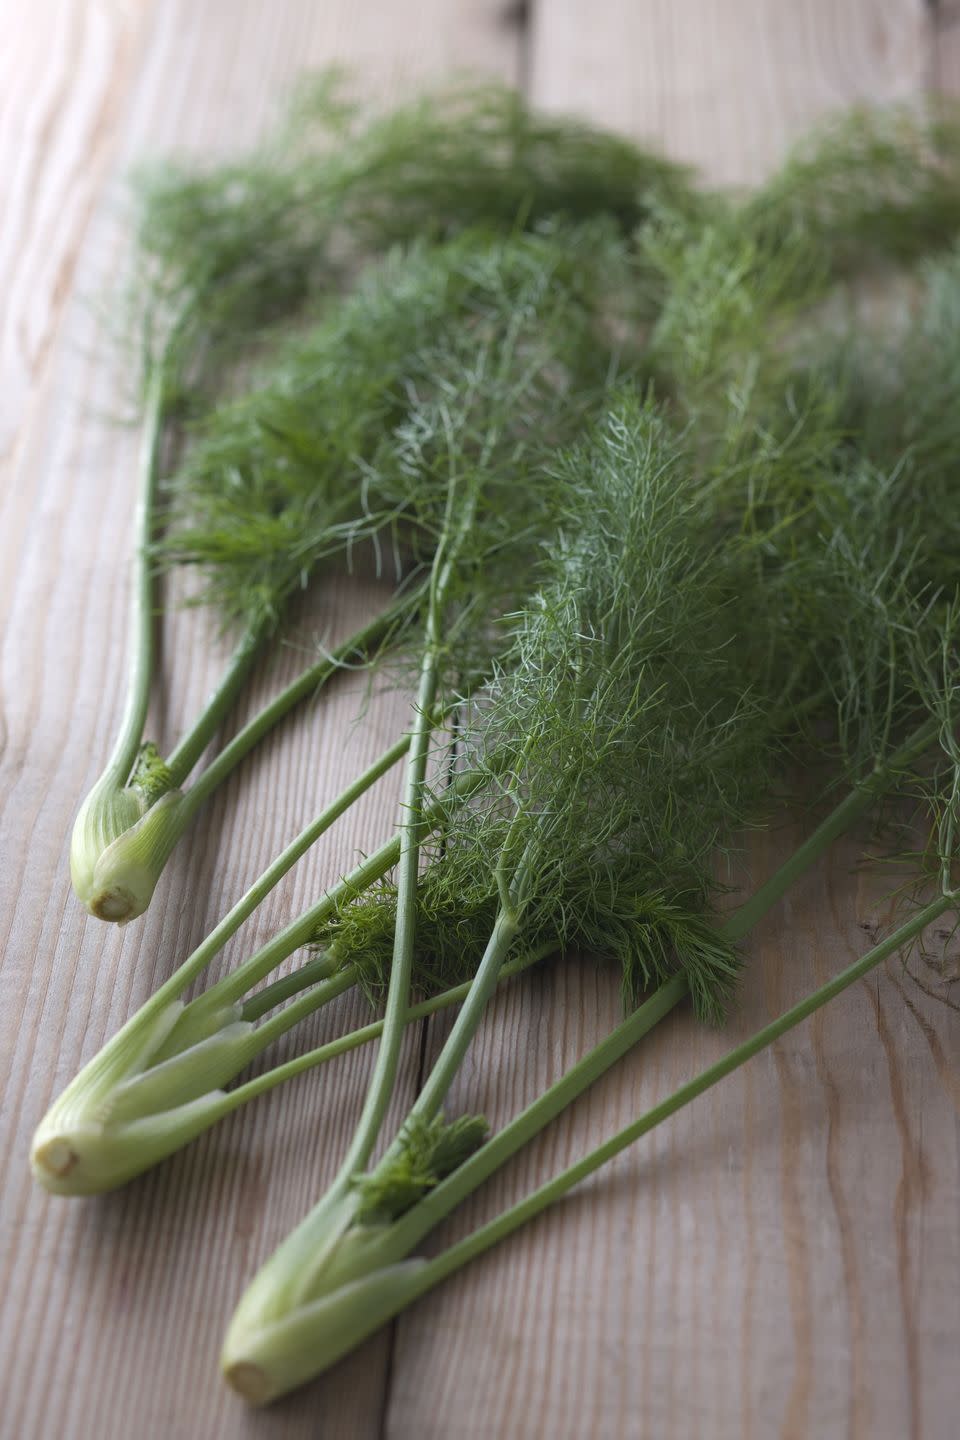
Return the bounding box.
[935,7,960,93]
[2,3,958,1440]
[0,0,143,479]
[530,0,934,186]
[0,4,519,1438]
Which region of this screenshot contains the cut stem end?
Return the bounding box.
[31,1136,79,1184]
[88,887,141,924]
[222,1362,274,1407]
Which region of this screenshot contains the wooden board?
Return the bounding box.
[1,3,957,1437]
[530,0,933,186]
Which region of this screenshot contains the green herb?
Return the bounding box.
[37,86,960,1408]
[36,226,629,1191]
[744,100,960,273]
[70,217,629,922]
[217,361,960,1400]
[47,148,960,1197]
[72,91,960,924]
[71,77,674,925]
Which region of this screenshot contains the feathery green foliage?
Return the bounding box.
[745,101,960,274]
[73,84,960,925]
[161,223,630,629]
[290,79,697,240]
[73,79,672,926]
[136,77,692,388]
[825,247,960,591]
[72,219,628,922]
[321,398,777,1021]
[353,1112,490,1226]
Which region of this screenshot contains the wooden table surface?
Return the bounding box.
[2,3,959,1437]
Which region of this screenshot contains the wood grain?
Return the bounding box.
[1,2,958,1438]
[530,0,934,185]
[935,5,960,93]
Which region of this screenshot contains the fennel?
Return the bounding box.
[36,228,628,1190]
[39,88,960,1407]
[71,87,960,922]
[218,384,960,1401]
[72,222,628,921]
[221,567,958,1409]
[221,874,958,1403]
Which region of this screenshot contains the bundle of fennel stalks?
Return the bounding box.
[32,82,960,1404]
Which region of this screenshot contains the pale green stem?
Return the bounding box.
[164,619,268,788]
[194,593,417,800]
[230,486,484,1323]
[163,516,422,791]
[402,903,520,1129]
[179,590,420,815]
[189,750,493,1024]
[728,715,940,941]
[76,593,421,923]
[142,730,413,1023]
[118,371,166,777]
[331,611,446,1182]
[369,835,536,1165]
[241,955,342,1021]
[69,370,169,919]
[329,471,486,1183]
[220,738,944,1402]
[384,971,688,1256]
[104,367,166,787]
[207,946,554,1123]
[415,890,955,1291]
[246,966,359,1051]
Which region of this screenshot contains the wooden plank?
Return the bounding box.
[0,0,145,478]
[4,3,959,1438]
[385,4,960,1439]
[934,6,960,92]
[530,0,934,185]
[0,4,520,1439]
